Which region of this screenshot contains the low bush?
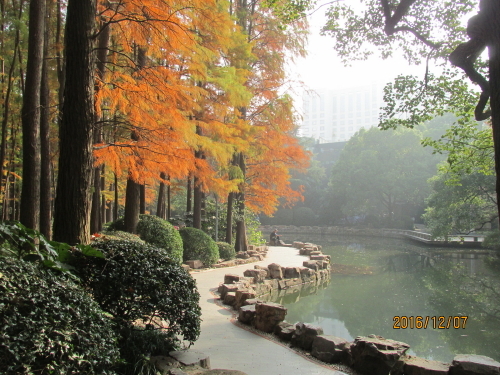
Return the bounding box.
[117,328,178,375]
[106,215,183,263]
[72,238,201,345]
[217,241,235,260]
[100,230,145,243]
[179,227,220,266]
[136,215,183,263]
[0,258,119,374]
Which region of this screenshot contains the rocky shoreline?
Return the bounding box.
[216,241,500,375]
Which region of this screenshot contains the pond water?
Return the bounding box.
[277,235,500,363]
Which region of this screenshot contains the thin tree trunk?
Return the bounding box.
[140,184,146,214]
[225,192,234,244]
[40,6,52,239]
[20,0,45,230]
[114,173,118,220]
[167,178,171,220]
[193,176,202,229]
[186,174,192,213]
[90,23,110,234]
[157,172,166,218]
[53,0,96,245]
[235,152,247,252]
[0,0,22,200]
[124,176,140,233]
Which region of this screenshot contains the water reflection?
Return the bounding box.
[269,235,500,363]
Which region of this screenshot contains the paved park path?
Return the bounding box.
[189,246,347,375]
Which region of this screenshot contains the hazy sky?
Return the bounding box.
[291,2,426,93]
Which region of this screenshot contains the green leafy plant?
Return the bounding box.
[0,220,103,276]
[0,257,120,374]
[72,238,201,345]
[117,328,178,375]
[179,227,219,266]
[107,215,183,263]
[216,241,236,260]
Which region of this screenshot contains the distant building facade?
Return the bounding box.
[298,82,385,143]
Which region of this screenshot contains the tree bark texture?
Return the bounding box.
[40,13,52,239]
[487,1,500,227]
[20,0,45,230]
[235,152,248,252]
[124,177,140,233]
[90,23,110,234]
[53,0,96,245]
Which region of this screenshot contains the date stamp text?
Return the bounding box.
[393,316,468,329]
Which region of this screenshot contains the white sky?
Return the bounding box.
[290,2,427,94]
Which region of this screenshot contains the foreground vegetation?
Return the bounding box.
[0,217,236,374]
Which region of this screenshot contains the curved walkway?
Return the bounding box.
[190,246,347,375]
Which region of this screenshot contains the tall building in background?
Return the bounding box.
[299,82,385,143]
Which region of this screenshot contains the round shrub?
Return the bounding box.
[136,215,183,263]
[0,258,119,374]
[179,227,220,266]
[72,238,201,344]
[217,241,236,260]
[106,215,183,263]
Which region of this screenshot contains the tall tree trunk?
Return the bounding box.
[489,2,500,228]
[123,46,146,231]
[225,192,234,244]
[234,152,248,252]
[193,175,202,229]
[114,173,118,220]
[53,0,96,245]
[157,172,166,218]
[40,9,52,239]
[140,184,146,214]
[90,22,110,234]
[0,0,22,202]
[186,174,192,213]
[124,177,140,233]
[167,178,171,220]
[20,0,45,230]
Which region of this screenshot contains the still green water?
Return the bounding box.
[278,235,500,363]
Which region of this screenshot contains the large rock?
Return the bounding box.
[218,283,243,299]
[291,322,324,351]
[284,266,301,279]
[185,260,203,269]
[299,267,316,282]
[311,335,349,364]
[243,269,267,283]
[303,260,319,271]
[253,302,287,333]
[268,263,284,279]
[223,292,236,306]
[401,356,450,375]
[238,305,256,324]
[254,265,269,278]
[274,321,296,341]
[234,290,256,309]
[224,274,241,284]
[350,335,410,375]
[449,354,500,375]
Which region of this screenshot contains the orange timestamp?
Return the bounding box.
[393,316,468,329]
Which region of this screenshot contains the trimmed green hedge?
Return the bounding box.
[0,258,119,374]
[217,241,236,260]
[73,238,201,344]
[107,215,183,263]
[179,227,220,266]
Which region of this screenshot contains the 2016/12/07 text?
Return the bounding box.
[393,316,468,329]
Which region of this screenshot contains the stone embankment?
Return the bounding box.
[218,242,500,375]
[184,245,268,270]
